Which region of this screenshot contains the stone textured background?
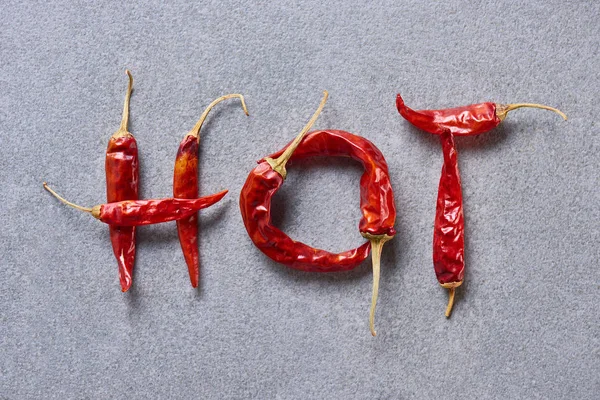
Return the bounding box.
[1,1,598,398]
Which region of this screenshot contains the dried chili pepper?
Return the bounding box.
[396,93,567,136]
[433,130,464,317]
[397,94,567,316]
[240,91,396,335]
[174,94,248,288]
[106,70,139,291]
[43,183,227,226]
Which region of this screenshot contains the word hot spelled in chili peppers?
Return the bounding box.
[240,91,397,336]
[396,93,566,316]
[174,94,249,288]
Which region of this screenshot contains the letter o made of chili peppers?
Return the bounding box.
[240,92,396,336]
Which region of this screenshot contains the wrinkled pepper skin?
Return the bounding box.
[106,134,139,292]
[240,162,371,271]
[240,130,396,272]
[433,131,465,285]
[97,191,228,226]
[173,135,200,287]
[265,130,396,237]
[396,94,500,136]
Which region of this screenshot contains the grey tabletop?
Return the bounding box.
[1,1,598,399]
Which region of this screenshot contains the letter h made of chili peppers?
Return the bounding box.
[396,93,566,316]
[44,71,230,290]
[240,92,396,336]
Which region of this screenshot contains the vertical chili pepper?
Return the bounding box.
[396,93,566,136]
[106,70,139,292]
[43,183,228,226]
[433,130,464,317]
[174,94,248,288]
[240,92,396,335]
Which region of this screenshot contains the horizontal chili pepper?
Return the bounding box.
[396,93,567,136]
[43,183,227,226]
[240,91,396,335]
[106,70,139,292]
[433,130,464,317]
[174,94,248,288]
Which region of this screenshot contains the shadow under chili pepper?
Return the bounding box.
[194,204,231,297]
[124,280,142,314]
[455,123,513,150]
[406,121,513,151]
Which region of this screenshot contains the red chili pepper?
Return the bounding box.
[174,94,248,288]
[240,91,396,335]
[399,94,567,316]
[105,70,139,291]
[43,183,227,226]
[433,130,464,317]
[396,93,567,136]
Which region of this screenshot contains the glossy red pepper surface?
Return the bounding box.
[240,129,396,272]
[396,94,499,136]
[105,71,139,292]
[95,191,228,226]
[106,134,139,291]
[174,134,200,286]
[396,93,567,137]
[240,162,371,271]
[433,131,465,286]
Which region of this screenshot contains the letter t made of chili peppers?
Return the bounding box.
[397,94,566,316]
[174,94,249,288]
[106,70,139,292]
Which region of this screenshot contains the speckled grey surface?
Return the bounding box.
[1,1,599,399]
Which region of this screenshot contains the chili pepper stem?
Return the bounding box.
[495,103,567,121]
[189,94,249,139]
[265,90,329,179]
[43,182,93,213]
[362,233,393,336]
[445,288,456,317]
[441,281,462,317]
[113,70,134,137]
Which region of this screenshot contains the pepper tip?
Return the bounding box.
[396,94,405,110]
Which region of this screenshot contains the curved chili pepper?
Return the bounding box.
[241,162,372,270]
[396,93,567,136]
[43,183,227,226]
[174,94,248,288]
[105,70,139,291]
[240,92,396,335]
[433,130,464,317]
